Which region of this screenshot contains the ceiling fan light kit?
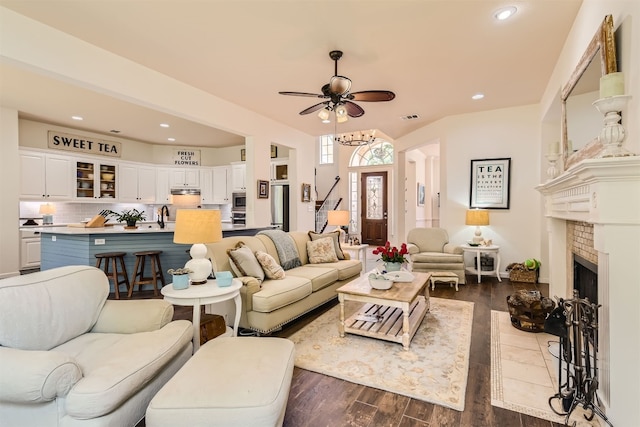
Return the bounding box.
[279,50,395,123]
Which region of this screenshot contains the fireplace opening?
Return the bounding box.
[573,254,598,304]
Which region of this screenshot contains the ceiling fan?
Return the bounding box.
[279,50,395,120]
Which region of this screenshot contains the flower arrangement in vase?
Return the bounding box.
[373,241,409,272]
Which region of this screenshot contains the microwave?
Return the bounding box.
[232,192,246,211]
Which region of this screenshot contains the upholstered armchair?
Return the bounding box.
[0,265,193,427]
[406,228,465,284]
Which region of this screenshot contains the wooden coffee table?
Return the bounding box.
[336,272,431,350]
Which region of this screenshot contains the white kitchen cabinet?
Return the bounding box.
[270,159,289,183]
[156,168,171,203]
[118,163,156,203]
[199,168,214,204]
[170,168,199,188]
[231,163,246,191]
[75,159,117,201]
[20,151,73,200]
[212,166,231,204]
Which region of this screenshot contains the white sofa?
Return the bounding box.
[0,266,193,427]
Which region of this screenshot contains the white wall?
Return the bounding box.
[395,104,543,279]
[0,107,20,278]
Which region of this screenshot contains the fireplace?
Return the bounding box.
[573,254,598,304]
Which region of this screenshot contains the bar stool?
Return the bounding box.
[129,250,166,297]
[95,252,130,300]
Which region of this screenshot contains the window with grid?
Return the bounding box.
[319,134,334,164]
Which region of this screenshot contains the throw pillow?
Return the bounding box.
[308,230,345,260]
[307,237,339,264]
[255,251,286,280]
[227,242,264,283]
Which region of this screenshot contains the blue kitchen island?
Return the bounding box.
[37,223,271,291]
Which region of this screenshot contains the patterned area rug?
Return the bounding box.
[288,297,474,411]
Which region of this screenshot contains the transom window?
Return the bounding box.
[319,134,334,164]
[349,140,394,167]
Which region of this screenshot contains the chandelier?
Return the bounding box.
[334,130,377,146]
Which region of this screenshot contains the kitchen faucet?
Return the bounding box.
[158,205,169,229]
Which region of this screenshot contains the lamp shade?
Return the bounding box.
[173,209,222,244]
[465,209,489,226]
[327,210,350,226]
[39,203,56,215]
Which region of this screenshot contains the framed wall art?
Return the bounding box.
[257,180,269,199]
[469,158,511,209]
[417,183,425,206]
[240,148,246,162]
[270,145,278,158]
[301,183,311,202]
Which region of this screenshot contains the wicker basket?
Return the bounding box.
[509,269,538,283]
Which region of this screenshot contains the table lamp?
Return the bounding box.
[328,210,350,243]
[173,209,223,285]
[39,203,56,225]
[465,209,489,244]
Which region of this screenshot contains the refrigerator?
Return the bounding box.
[271,184,290,231]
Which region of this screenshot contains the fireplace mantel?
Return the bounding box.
[536,156,640,224]
[536,155,640,426]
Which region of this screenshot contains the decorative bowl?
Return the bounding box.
[467,241,481,247]
[368,274,392,290]
[101,173,114,180]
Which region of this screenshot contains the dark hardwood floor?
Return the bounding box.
[128,276,562,427]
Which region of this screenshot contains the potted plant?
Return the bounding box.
[107,209,146,228]
[372,241,409,272]
[168,267,192,290]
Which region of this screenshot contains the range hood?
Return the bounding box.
[170,188,201,196]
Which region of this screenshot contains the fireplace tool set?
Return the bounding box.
[545,290,613,426]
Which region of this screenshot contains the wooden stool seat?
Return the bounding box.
[95,252,130,299]
[129,250,166,297]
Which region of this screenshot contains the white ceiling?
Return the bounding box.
[0,1,582,148]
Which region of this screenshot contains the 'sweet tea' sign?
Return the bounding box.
[48,131,121,157]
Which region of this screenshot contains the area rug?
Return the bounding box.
[491,310,601,426]
[288,297,474,411]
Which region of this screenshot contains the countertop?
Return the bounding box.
[23,222,260,234]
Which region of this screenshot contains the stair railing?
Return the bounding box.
[315,176,341,232]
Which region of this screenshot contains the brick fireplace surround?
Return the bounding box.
[537,156,640,426]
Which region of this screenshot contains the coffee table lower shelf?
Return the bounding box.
[342,296,429,349]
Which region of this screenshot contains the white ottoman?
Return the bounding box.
[430,271,459,291]
[146,337,295,427]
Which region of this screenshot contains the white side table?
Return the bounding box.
[340,244,369,274]
[460,244,501,283]
[161,279,242,353]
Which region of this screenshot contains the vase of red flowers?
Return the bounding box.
[373,242,408,272]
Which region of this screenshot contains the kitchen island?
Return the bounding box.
[37,223,273,291]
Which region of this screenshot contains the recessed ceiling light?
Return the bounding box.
[495,6,517,21]
[160,123,170,128]
[167,137,176,142]
[71,116,83,121]
[472,93,485,100]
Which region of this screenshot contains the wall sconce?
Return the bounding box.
[173,209,223,284]
[465,209,489,244]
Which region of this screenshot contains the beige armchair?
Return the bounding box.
[406,228,465,284]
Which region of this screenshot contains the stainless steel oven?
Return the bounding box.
[232,192,246,211]
[231,211,246,225]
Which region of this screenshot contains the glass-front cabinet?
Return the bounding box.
[75,160,117,200]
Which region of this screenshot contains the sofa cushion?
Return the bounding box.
[54,320,192,419]
[308,230,345,260]
[306,237,339,264]
[252,277,312,313]
[411,252,463,264]
[227,242,265,283]
[0,266,109,351]
[305,259,362,281]
[285,265,338,292]
[255,250,285,280]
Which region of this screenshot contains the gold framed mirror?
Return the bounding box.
[561,15,617,169]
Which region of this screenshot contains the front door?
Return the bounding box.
[360,171,388,246]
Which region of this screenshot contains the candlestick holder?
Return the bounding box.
[545,153,561,180]
[592,95,635,158]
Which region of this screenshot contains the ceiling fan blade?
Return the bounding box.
[329,76,352,95]
[299,101,330,115]
[349,90,396,102]
[279,91,326,98]
[344,101,365,118]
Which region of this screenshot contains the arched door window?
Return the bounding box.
[349,140,394,167]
